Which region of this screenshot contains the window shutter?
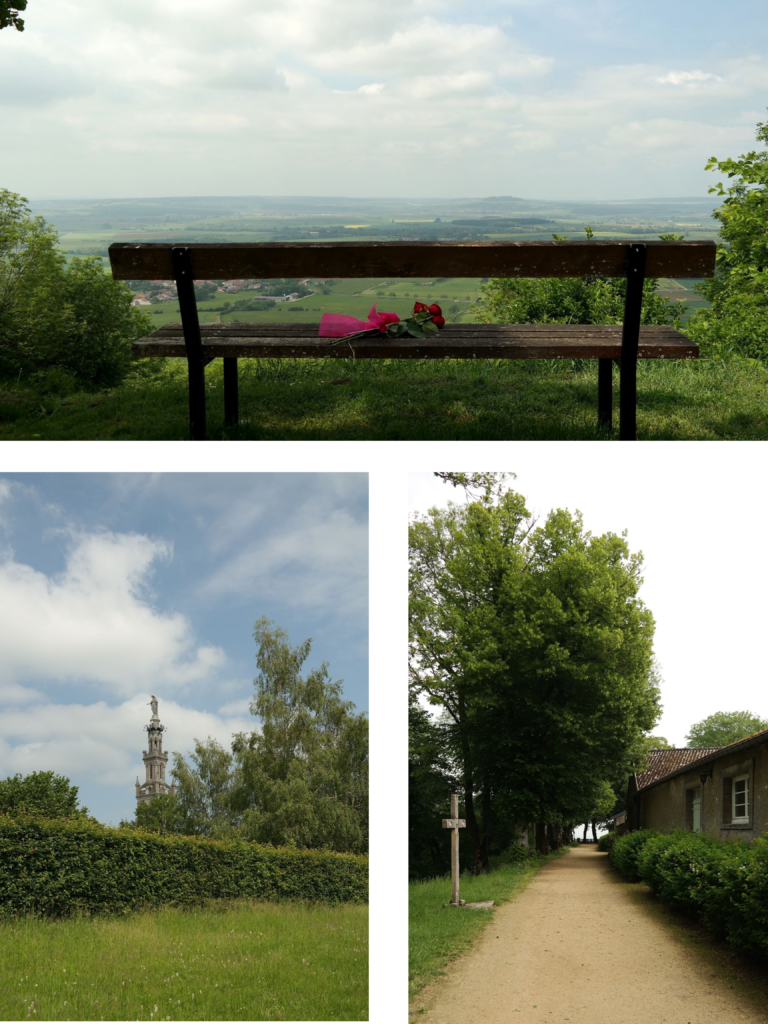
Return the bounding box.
[722,777,731,825]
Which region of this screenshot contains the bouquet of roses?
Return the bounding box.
[319,301,446,344]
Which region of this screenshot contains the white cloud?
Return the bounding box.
[0,531,226,695]
[0,695,254,790]
[656,70,723,86]
[2,0,767,196]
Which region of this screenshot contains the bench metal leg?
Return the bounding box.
[619,243,647,441]
[223,357,239,428]
[171,246,206,441]
[598,358,612,431]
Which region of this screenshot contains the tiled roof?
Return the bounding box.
[635,748,720,790]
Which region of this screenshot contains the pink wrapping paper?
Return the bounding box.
[319,304,400,337]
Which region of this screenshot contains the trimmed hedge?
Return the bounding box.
[608,829,656,881]
[610,829,768,960]
[0,815,368,918]
[597,832,615,852]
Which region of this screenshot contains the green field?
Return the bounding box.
[0,899,368,1022]
[142,277,487,330]
[31,195,721,257]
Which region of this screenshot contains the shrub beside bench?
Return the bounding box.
[109,240,716,441]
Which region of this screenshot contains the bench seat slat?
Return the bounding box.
[132,322,698,361]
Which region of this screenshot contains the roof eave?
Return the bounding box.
[636,731,768,795]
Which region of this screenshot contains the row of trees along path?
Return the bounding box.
[415,845,767,1024]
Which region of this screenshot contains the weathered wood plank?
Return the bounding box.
[110,240,716,281]
[131,322,698,361]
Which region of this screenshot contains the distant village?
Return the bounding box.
[130,278,326,306]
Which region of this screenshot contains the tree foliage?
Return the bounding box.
[685,710,768,748]
[685,117,768,360]
[171,737,235,836]
[230,617,368,854]
[477,228,686,329]
[0,189,150,388]
[132,793,183,834]
[0,0,26,30]
[0,770,88,818]
[408,690,456,879]
[409,473,660,874]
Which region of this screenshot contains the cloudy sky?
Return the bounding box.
[2,0,766,199]
[0,472,368,824]
[409,447,768,750]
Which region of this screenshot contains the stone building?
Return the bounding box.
[626,727,768,841]
[135,694,176,807]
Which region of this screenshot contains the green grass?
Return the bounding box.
[0,898,368,1021]
[3,356,768,441]
[409,850,567,1002]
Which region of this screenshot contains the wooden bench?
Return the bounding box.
[109,240,716,441]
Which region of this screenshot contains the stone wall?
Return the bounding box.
[637,742,768,841]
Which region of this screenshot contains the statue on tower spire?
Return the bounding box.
[136,695,175,807]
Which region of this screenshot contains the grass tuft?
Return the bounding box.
[0,898,368,1021]
[2,356,768,440]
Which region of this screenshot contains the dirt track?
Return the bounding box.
[414,845,768,1024]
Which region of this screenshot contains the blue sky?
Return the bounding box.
[1,0,766,198]
[0,473,368,825]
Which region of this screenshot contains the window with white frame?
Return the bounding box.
[732,774,749,823]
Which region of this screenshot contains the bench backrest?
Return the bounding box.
[109,240,716,281]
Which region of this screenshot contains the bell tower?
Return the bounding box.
[135,695,176,806]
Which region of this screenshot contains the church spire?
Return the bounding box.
[136,695,176,807]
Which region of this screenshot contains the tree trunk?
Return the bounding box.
[591,818,598,842]
[463,777,483,874]
[546,823,557,851]
[582,821,588,841]
[479,784,492,872]
[457,698,484,875]
[536,822,548,855]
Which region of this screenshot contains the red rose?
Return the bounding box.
[432,315,445,328]
[428,303,442,315]
[413,302,428,313]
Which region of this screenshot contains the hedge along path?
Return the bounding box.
[414,845,768,1024]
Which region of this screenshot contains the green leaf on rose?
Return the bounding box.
[422,321,439,334]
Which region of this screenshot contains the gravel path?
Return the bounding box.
[415,845,768,1024]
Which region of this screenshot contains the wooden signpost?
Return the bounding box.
[441,794,494,909]
[442,794,466,906]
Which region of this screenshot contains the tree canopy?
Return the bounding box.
[0,189,150,388]
[409,474,660,874]
[685,116,768,360]
[0,0,26,30]
[478,228,686,330]
[0,770,88,818]
[685,710,768,749]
